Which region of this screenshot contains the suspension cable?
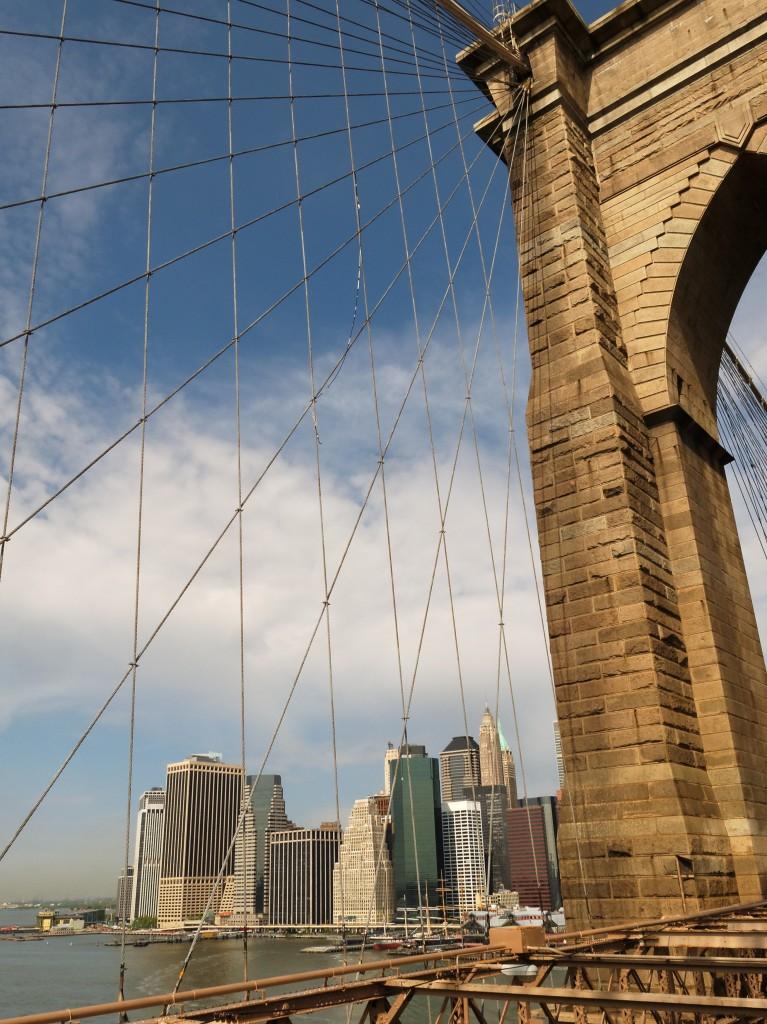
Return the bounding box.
[117,4,160,1013]
[166,113,514,1001]
[0,104,510,871]
[0,27,466,79]
[0,98,486,353]
[0,0,68,581]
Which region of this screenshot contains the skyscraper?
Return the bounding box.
[476,785,510,893]
[268,825,340,926]
[388,745,442,909]
[116,865,134,924]
[219,775,293,925]
[383,743,399,797]
[553,721,565,788]
[129,788,165,923]
[498,723,518,807]
[507,799,561,910]
[519,795,561,909]
[157,754,243,929]
[441,800,486,915]
[479,707,504,788]
[333,797,394,926]
[439,736,480,802]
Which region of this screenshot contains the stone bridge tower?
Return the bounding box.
[459,0,767,926]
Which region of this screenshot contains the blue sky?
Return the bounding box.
[0,0,765,902]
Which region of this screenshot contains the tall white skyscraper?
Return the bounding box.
[441,800,486,915]
[553,721,565,788]
[333,797,394,926]
[383,743,399,797]
[157,754,242,929]
[130,788,165,923]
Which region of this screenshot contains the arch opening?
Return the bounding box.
[667,151,767,435]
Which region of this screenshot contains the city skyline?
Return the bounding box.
[111,707,563,926]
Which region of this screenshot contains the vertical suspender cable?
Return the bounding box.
[118,1,160,1014]
[332,0,411,959]
[286,0,346,947]
[226,0,251,991]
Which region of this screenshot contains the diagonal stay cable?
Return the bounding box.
[334,0,412,960]
[0,99,487,352]
[224,0,252,990]
[283,0,468,53]
[416,4,527,901]
[353,100,524,956]
[0,28,464,79]
[0,0,68,582]
[235,0,457,66]
[2,101,489,547]
[343,30,524,976]
[106,0,453,72]
[285,0,347,949]
[0,105,507,866]
[168,110,513,1000]
[0,94,480,212]
[117,2,159,1012]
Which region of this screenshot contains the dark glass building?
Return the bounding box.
[247,773,292,914]
[389,746,442,908]
[267,826,340,926]
[476,784,511,892]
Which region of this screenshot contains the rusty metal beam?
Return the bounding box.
[643,932,767,950]
[172,979,391,1024]
[382,978,767,1018]
[11,900,767,1024]
[0,945,491,1024]
[550,899,767,947]
[497,953,767,975]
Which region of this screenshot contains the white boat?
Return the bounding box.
[500,963,538,978]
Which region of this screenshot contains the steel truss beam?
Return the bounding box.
[381,978,767,1018]
[10,901,767,1024]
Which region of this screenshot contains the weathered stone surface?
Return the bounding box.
[459,0,767,928]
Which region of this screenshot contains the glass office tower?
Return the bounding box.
[389,745,442,908]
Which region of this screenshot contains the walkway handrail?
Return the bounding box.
[0,943,492,1024]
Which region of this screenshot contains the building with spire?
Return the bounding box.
[479,707,504,788]
[439,735,480,803]
[389,744,442,909]
[333,797,394,926]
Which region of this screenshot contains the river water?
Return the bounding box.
[1,911,490,1022]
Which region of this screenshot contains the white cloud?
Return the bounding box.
[0,312,558,896]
